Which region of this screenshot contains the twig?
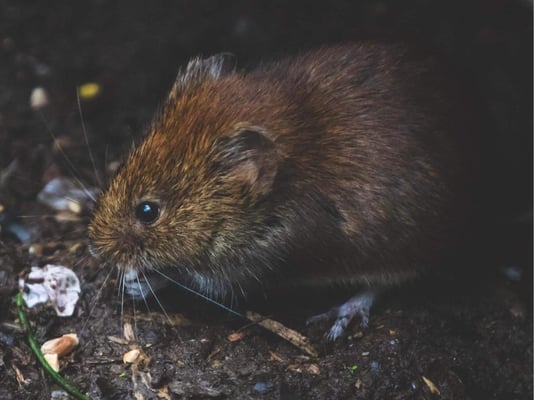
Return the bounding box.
[245,311,318,357]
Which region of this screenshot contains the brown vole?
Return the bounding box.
[89,43,478,339]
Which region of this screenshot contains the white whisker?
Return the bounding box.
[130,291,138,340]
[153,269,243,318]
[17,215,62,219]
[135,274,152,313]
[120,270,125,329]
[37,111,97,203]
[76,87,102,188]
[116,268,122,299]
[80,265,114,335]
[140,270,172,324]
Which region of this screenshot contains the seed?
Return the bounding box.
[123,349,141,364]
[41,333,79,356]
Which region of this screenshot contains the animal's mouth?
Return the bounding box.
[118,266,242,317]
[121,267,170,300]
[121,267,144,299]
[123,267,139,283]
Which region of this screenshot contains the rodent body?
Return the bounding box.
[89,43,477,314]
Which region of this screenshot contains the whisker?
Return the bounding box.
[17,215,65,219]
[153,269,243,318]
[116,268,122,299]
[140,270,172,324]
[72,254,91,269]
[80,265,114,335]
[120,270,125,331]
[135,274,152,313]
[76,87,102,188]
[9,174,46,186]
[130,291,138,341]
[104,144,110,184]
[36,111,96,203]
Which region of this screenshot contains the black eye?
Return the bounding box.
[135,201,160,224]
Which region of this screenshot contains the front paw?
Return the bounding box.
[307,289,376,341]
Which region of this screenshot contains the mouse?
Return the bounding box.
[88,42,479,340]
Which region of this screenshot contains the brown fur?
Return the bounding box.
[89,42,477,299]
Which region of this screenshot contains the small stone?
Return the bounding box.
[253,382,274,393]
[30,87,49,110]
[78,83,101,100]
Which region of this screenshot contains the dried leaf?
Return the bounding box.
[123,322,135,342]
[108,335,128,345]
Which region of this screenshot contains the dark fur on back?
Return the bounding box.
[89,43,478,300]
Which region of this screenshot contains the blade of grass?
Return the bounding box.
[16,292,91,400]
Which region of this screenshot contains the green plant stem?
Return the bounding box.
[16,292,90,400]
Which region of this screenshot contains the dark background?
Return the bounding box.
[0,1,531,399]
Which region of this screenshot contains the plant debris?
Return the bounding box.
[422,375,441,395]
[20,264,81,317]
[41,333,79,358]
[245,311,318,357]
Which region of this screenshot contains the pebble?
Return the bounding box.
[30,86,48,110]
[253,382,274,393]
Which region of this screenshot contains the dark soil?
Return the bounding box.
[0,1,532,399]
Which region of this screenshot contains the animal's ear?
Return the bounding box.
[171,53,236,95]
[216,127,279,198]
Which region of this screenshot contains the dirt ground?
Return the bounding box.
[0,1,532,399]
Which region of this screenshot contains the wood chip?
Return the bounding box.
[245,311,318,357]
[422,375,440,395]
[307,364,320,375]
[286,364,303,373]
[157,385,172,400]
[268,351,286,363]
[123,322,135,342]
[12,363,28,385]
[207,347,221,361]
[227,331,246,342]
[108,335,128,345]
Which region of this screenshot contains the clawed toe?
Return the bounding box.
[307,289,377,341]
